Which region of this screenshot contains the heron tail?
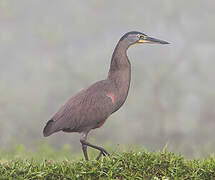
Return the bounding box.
[43,119,56,137]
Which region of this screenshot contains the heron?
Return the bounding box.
[43,31,169,161]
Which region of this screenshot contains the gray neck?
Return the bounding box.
[107,38,131,111]
[108,38,130,78]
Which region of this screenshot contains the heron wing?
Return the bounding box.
[50,80,114,133]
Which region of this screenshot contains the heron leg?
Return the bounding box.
[82,144,89,161]
[96,151,103,160]
[80,133,89,161]
[80,132,109,161]
[84,141,109,155]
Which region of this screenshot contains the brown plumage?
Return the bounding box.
[43,31,169,161]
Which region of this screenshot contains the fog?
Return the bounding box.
[0,0,214,157]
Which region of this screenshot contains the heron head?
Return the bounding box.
[123,31,169,46]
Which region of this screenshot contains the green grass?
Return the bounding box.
[0,149,215,179]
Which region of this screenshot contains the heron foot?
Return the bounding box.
[96,148,110,160]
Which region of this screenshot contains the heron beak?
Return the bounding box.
[138,36,169,44]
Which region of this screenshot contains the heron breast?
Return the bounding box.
[96,119,107,128]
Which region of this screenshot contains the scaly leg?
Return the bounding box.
[80,132,110,161]
[80,132,89,161]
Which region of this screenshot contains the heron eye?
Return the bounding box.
[137,34,141,39]
[138,34,146,39]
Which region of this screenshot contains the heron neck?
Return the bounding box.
[108,40,130,79]
[107,39,131,111]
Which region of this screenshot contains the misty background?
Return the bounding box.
[0,0,214,158]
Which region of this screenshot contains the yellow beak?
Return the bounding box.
[138,36,169,44]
